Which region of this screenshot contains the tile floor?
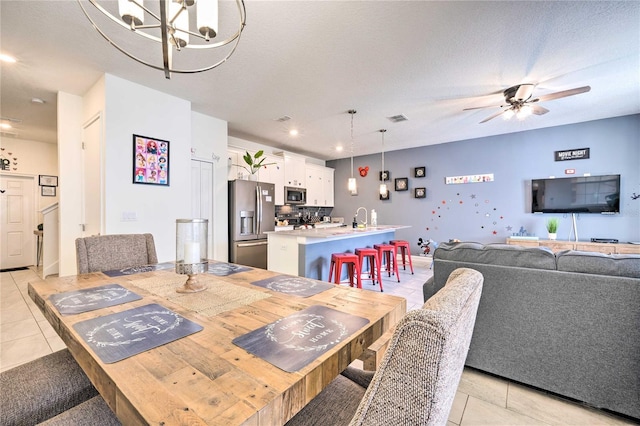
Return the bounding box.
[1,258,637,425]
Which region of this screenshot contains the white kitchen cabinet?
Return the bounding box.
[227,148,249,181]
[324,167,334,207]
[258,156,284,205]
[304,164,334,207]
[277,152,306,187]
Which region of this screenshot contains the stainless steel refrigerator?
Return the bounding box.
[228,179,275,269]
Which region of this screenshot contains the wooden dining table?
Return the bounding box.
[28,261,406,425]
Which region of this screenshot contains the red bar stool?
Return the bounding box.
[373,243,400,282]
[328,253,361,288]
[355,248,383,292]
[390,240,414,274]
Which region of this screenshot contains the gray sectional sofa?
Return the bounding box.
[423,242,640,420]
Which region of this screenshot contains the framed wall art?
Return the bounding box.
[379,190,390,200]
[445,173,494,185]
[395,177,408,191]
[414,167,425,178]
[379,170,390,181]
[39,175,58,187]
[42,186,56,197]
[133,134,170,186]
[414,187,426,198]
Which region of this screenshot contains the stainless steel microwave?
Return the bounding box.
[285,187,306,205]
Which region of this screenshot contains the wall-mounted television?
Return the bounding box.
[531,174,620,214]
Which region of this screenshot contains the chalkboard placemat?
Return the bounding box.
[73,303,203,364]
[251,275,333,298]
[207,262,250,276]
[102,262,175,277]
[233,305,369,372]
[49,284,142,315]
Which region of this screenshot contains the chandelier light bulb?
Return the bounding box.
[517,104,532,120]
[118,0,144,27]
[197,0,218,40]
[503,108,515,120]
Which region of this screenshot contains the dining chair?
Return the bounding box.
[286,267,483,426]
[75,233,158,274]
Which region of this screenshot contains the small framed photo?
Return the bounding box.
[133,134,170,186]
[395,177,408,191]
[41,186,56,197]
[379,170,390,181]
[39,175,58,187]
[380,190,390,200]
[414,167,426,178]
[415,187,426,198]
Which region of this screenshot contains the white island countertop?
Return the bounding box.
[267,225,409,244]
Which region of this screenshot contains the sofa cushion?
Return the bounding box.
[434,242,557,270]
[556,250,640,278]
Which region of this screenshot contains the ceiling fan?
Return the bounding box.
[464,84,591,124]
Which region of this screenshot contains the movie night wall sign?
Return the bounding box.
[555,148,590,161]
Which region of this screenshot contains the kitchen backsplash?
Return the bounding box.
[276,205,334,224]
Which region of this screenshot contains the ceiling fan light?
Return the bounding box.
[197,0,218,39]
[118,0,144,27]
[503,109,515,120]
[517,105,532,120]
[169,1,189,48]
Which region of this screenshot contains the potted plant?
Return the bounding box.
[236,150,276,179]
[546,217,559,240]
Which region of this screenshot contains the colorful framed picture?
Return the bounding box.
[395,177,408,191]
[379,170,390,181]
[379,190,390,200]
[39,175,58,187]
[414,187,426,198]
[414,167,426,178]
[133,134,170,186]
[42,186,56,197]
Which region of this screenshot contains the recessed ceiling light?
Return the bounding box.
[336,146,343,152]
[0,123,12,130]
[31,98,45,104]
[289,129,299,136]
[0,53,17,63]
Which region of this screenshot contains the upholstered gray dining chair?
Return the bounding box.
[75,233,158,274]
[286,267,483,426]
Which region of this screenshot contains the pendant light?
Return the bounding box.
[379,129,387,195]
[347,109,357,194]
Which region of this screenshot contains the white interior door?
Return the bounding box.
[0,175,35,269]
[82,115,102,236]
[191,160,214,258]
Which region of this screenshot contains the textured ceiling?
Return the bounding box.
[1,1,639,160]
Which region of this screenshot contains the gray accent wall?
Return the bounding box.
[328,115,640,252]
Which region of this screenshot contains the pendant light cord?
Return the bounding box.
[349,109,356,179]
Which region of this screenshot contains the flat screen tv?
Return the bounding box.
[531,174,620,214]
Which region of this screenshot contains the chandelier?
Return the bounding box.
[78,0,246,79]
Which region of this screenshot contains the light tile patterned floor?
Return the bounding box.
[1,259,637,425]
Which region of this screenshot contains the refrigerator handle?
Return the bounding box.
[256,185,262,235]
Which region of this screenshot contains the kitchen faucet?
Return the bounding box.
[355,207,368,227]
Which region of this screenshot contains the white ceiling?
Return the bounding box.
[1,1,639,160]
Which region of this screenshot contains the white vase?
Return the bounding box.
[548,233,557,240]
[248,174,258,181]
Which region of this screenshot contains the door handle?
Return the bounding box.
[237,241,268,247]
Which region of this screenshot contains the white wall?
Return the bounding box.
[103,74,192,263]
[0,137,58,219]
[228,136,326,167]
[57,91,84,276]
[191,111,229,261]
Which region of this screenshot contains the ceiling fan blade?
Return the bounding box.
[514,84,535,101]
[479,109,508,124]
[463,104,503,111]
[531,105,550,115]
[535,86,591,102]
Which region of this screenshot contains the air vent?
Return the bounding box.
[387,114,408,123]
[274,115,291,122]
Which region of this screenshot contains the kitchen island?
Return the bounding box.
[267,225,409,281]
